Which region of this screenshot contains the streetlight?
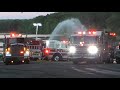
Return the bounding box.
[33,23,42,40]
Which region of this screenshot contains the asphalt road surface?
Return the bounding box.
[0,60,120,78]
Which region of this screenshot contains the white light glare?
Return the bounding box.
[69,46,76,54]
[87,46,98,54]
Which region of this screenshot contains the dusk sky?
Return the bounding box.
[0,12,55,19]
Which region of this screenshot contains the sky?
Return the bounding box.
[0,12,55,19]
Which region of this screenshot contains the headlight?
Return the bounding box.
[87,46,98,54]
[5,51,11,56]
[69,46,76,54]
[25,51,29,54]
[24,51,30,56]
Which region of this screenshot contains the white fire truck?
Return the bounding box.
[68,29,117,64]
[42,40,68,61]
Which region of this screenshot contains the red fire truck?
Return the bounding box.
[3,33,30,65]
[27,39,43,61]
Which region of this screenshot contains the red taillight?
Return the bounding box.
[45,50,49,53]
[110,32,116,36]
[44,48,50,55]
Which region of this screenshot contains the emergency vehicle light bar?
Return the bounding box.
[109,32,116,36]
[75,31,96,35]
[10,33,22,37]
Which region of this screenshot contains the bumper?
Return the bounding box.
[68,53,100,60]
[5,56,30,61]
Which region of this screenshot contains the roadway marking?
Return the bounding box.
[85,68,120,76]
[71,67,94,75]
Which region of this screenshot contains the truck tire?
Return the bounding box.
[24,59,30,64]
[73,60,79,64]
[4,61,9,65]
[52,54,63,61]
[116,58,120,64]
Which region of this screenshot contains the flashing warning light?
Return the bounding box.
[10,33,22,37]
[20,51,24,54]
[80,42,84,46]
[89,31,92,34]
[77,31,86,35]
[88,30,96,35]
[83,31,86,34]
[109,32,116,36]
[78,32,82,34]
[45,50,49,53]
[62,40,68,44]
[44,48,50,54]
[10,33,15,37]
[88,28,96,35]
[12,33,15,37]
[93,31,96,34]
[11,61,13,63]
[63,40,66,43]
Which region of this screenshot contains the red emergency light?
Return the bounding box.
[10,33,15,37]
[109,32,116,36]
[44,48,50,55]
[78,32,82,34]
[77,31,86,35]
[10,33,22,37]
[88,30,96,35]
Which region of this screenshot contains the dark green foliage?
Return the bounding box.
[0,12,119,36]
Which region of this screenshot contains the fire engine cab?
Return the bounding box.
[42,40,68,61]
[68,29,117,64]
[3,33,30,65]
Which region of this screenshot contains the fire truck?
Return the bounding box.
[68,29,117,64]
[2,33,30,65]
[27,39,43,61]
[42,39,68,61]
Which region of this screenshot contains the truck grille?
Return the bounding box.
[11,44,24,56]
[76,46,88,54]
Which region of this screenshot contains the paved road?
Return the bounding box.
[0,60,120,78]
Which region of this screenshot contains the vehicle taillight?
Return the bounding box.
[45,50,49,53]
[109,32,116,36]
[44,48,50,55]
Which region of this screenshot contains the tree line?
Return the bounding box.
[0,12,120,35]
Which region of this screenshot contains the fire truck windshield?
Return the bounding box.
[70,36,98,44]
[8,38,25,44]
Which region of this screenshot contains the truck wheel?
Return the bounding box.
[116,58,120,64]
[24,59,30,64]
[105,58,113,64]
[52,54,62,61]
[4,61,9,65]
[73,61,79,64]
